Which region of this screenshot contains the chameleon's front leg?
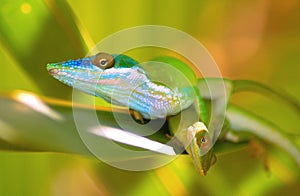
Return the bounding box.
[131,110,145,124]
[219,119,270,169]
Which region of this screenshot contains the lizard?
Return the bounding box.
[47,52,216,176]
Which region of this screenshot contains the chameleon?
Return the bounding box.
[47,52,300,175]
[47,52,215,175]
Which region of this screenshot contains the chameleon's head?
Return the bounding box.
[47,52,146,101]
[47,52,139,84]
[186,122,216,176]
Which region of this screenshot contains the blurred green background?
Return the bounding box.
[0,0,299,195]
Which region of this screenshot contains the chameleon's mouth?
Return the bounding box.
[46,63,104,84]
[47,62,61,76]
[48,68,59,76]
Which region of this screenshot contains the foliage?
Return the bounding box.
[0,0,299,195]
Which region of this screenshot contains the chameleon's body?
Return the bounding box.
[47,53,214,175]
[48,54,194,119]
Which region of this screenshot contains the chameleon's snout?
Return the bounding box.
[46,63,59,76]
[48,68,59,76]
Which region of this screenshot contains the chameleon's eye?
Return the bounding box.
[196,135,210,148]
[201,137,207,143]
[92,52,115,69]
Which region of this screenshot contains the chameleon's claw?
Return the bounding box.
[249,140,270,172]
[132,110,144,124]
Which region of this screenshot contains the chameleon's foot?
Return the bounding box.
[132,110,144,124]
[249,140,270,173]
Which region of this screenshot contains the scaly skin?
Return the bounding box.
[47,54,194,119]
[47,53,214,175]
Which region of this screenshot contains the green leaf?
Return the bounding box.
[0,0,88,98]
[0,90,247,156]
[197,78,300,168]
[227,105,300,169]
[0,91,174,163]
[232,80,300,113]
